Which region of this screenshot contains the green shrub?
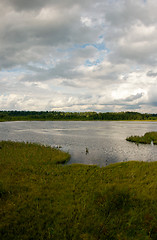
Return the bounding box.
[126,132,157,145]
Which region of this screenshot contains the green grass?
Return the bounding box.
[126,131,157,145]
[1,141,157,239]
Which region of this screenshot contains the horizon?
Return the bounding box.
[1,110,157,115]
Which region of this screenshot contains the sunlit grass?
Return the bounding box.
[1,141,157,239]
[126,131,157,145]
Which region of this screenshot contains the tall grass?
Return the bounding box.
[126,131,157,145]
[1,141,157,239]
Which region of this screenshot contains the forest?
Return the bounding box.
[0,110,157,121]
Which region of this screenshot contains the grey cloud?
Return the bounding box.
[147,86,157,107]
[147,70,157,78]
[123,104,141,110]
[124,93,143,102]
[105,0,147,27]
[151,102,157,107]
[2,0,156,71]
[103,0,157,65]
[3,0,50,11]
[61,80,84,89]
[73,46,98,60]
[24,60,84,82]
[0,2,100,69]
[102,93,145,111]
[105,0,157,28]
[3,0,95,12]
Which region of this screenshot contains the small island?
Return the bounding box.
[126,131,157,145]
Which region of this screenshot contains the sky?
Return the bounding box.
[0,0,157,113]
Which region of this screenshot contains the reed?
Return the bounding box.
[126,131,157,145]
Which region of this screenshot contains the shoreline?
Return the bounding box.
[1,119,157,122]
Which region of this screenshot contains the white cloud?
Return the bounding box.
[0,0,157,112]
[80,17,92,27]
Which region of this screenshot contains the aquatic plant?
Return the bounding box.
[86,147,89,154]
[126,131,157,145]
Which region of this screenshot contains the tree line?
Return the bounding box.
[0,111,157,121]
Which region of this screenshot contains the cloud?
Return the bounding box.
[147,70,157,78]
[0,0,157,112]
[147,85,157,107]
[103,0,157,65]
[123,93,143,102]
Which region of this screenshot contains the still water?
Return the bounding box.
[0,121,157,166]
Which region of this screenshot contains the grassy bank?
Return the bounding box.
[126,131,157,145]
[1,141,157,239]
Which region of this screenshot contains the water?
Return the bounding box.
[0,121,157,166]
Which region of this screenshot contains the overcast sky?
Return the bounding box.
[0,0,157,113]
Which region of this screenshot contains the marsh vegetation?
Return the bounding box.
[1,141,157,239]
[126,131,157,145]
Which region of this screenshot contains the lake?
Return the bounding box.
[0,121,157,166]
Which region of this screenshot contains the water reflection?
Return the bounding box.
[0,121,157,166]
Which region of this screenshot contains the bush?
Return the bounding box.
[126,132,157,145]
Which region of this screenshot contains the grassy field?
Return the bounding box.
[1,141,157,239]
[126,131,157,145]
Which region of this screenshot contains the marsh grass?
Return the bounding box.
[126,131,157,145]
[1,141,157,239]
